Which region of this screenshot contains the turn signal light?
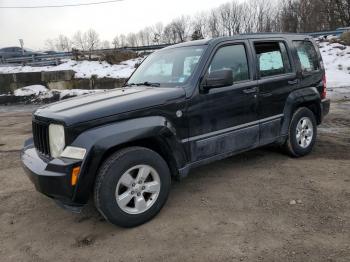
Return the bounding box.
[71,166,81,186]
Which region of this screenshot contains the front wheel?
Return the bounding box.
[285,107,317,157]
[94,147,171,227]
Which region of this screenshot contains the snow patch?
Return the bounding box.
[12,85,106,101]
[319,41,350,88]
[0,57,144,79]
[14,85,48,96]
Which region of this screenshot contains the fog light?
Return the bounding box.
[71,166,81,186]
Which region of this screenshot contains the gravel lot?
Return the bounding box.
[0,101,349,262]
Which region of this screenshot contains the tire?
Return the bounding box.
[94,147,171,227]
[285,107,317,157]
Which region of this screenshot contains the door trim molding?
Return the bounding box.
[181,114,284,143]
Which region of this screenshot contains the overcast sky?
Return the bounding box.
[0,0,231,50]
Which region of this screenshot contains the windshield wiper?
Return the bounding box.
[123,83,137,87]
[136,81,161,87]
[123,81,161,87]
[124,81,160,87]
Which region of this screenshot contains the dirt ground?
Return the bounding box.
[0,101,349,262]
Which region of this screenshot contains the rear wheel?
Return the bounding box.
[94,147,171,227]
[285,107,317,157]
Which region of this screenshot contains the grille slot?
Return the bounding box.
[32,121,50,156]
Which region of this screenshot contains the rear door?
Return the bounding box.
[251,39,298,144]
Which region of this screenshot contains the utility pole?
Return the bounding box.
[19,39,24,55]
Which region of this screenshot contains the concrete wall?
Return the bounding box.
[0,70,127,94]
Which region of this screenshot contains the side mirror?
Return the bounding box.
[201,69,233,91]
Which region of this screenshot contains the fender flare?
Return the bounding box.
[280,87,321,137]
[70,116,187,204]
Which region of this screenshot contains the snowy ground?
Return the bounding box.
[318,41,350,88]
[318,41,350,100]
[0,57,143,79]
[1,41,350,101]
[5,84,105,103]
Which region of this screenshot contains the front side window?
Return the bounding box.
[293,41,320,72]
[127,46,205,87]
[207,44,250,82]
[254,41,292,77]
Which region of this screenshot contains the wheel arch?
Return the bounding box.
[280,87,322,138]
[99,136,181,179]
[70,116,187,204]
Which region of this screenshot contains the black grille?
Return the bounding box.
[32,121,50,156]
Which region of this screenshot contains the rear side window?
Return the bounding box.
[208,44,250,82]
[254,41,292,77]
[293,41,320,72]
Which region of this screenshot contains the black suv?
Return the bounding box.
[21,34,330,227]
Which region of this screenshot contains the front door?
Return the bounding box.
[186,41,259,162]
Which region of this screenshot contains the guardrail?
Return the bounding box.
[0,52,73,66]
[0,44,171,66]
[1,29,349,66]
[306,29,349,37]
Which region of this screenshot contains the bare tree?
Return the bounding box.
[112,35,120,48]
[101,40,111,49]
[171,15,191,42]
[143,26,153,45]
[44,39,56,51]
[84,29,100,59]
[136,30,147,46]
[119,34,127,47]
[208,9,221,37]
[45,0,350,53]
[72,30,88,51]
[86,29,100,50]
[191,12,208,40]
[240,1,254,33]
[126,33,138,46]
[152,22,164,44]
[55,35,71,52]
[136,27,152,46]
[218,2,240,36]
[335,0,350,26]
[163,23,178,44]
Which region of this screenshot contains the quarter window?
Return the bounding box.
[293,41,320,72]
[208,44,250,82]
[254,42,292,77]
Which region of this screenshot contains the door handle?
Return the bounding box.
[288,79,298,85]
[243,87,258,94]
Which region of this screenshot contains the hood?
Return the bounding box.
[34,87,186,126]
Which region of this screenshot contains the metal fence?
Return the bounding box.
[0,44,171,66]
[1,29,348,66]
[0,52,73,66]
[306,29,348,37]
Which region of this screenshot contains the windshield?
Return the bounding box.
[127,45,205,87]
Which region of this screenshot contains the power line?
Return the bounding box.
[0,0,124,9]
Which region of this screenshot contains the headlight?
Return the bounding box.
[49,124,65,158]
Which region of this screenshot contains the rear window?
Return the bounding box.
[293,41,320,72]
[254,41,292,77]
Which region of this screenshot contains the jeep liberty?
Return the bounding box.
[21,34,330,227]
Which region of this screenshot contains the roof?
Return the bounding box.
[165,33,311,50]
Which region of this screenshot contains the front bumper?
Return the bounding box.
[21,138,83,210]
[321,98,330,120]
